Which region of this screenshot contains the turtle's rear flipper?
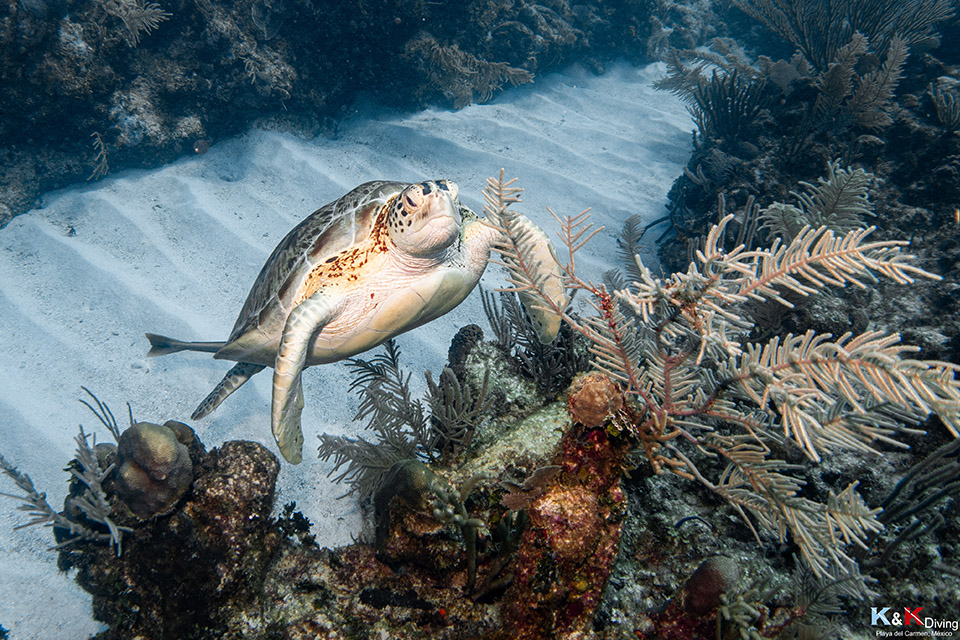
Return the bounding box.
[146,333,225,356]
[192,362,266,419]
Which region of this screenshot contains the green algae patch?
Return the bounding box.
[460,401,569,480]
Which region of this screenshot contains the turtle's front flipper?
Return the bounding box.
[192,362,266,420]
[278,372,305,460]
[272,294,338,464]
[494,211,567,343]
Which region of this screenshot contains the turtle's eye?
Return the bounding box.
[438,180,459,200]
[403,185,424,216]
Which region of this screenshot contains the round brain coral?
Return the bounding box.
[684,555,741,616]
[567,372,623,428]
[115,420,194,519]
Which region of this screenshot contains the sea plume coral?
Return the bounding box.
[690,69,771,145]
[101,0,171,47]
[759,158,876,240]
[404,34,534,108]
[317,339,493,501]
[0,428,131,555]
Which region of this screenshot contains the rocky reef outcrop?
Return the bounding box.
[59,435,281,639]
[0,0,719,225]
[53,374,636,639]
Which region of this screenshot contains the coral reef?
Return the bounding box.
[656,2,960,369]
[1,408,280,638]
[0,0,715,225]
[404,33,534,109]
[486,169,960,637]
[729,0,953,72]
[3,0,960,632]
[608,1,960,629]
[482,288,591,399]
[0,366,634,638]
[3,173,959,637]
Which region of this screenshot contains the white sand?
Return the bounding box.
[0,61,691,638]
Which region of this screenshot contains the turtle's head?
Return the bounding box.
[387,180,462,256]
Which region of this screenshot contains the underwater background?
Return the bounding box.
[1,0,959,638]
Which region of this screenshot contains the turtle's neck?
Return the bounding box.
[384,240,451,276]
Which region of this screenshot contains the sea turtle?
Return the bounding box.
[146,179,565,464]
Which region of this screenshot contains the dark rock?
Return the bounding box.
[60,438,281,640]
[447,323,484,380]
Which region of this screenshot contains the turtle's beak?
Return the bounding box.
[409,192,460,252]
[425,190,461,225]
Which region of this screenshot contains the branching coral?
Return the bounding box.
[485,170,960,579]
[87,133,110,182]
[429,471,491,592]
[317,340,422,501]
[1,426,131,555]
[930,83,960,132]
[860,438,960,570]
[404,34,534,108]
[100,0,171,48]
[318,339,493,500]
[0,389,185,555]
[655,39,765,103]
[812,33,908,132]
[690,70,771,144]
[481,287,589,397]
[425,366,492,463]
[659,30,907,144]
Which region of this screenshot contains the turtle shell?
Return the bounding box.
[216,180,406,361]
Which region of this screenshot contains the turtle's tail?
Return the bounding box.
[145,333,225,357]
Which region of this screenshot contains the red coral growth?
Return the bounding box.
[497,423,631,639]
[567,372,624,428]
[633,597,716,640]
